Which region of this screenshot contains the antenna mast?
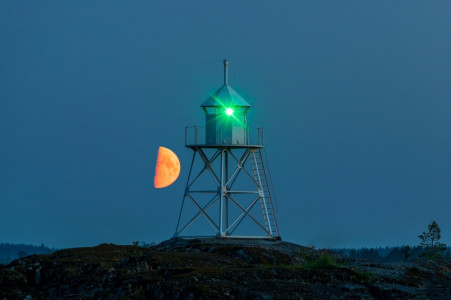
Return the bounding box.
[224,59,228,85]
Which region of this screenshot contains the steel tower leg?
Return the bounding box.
[225,150,229,235]
[219,149,230,236]
[219,150,224,236]
[174,150,196,237]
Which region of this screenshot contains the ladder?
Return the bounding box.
[250,149,279,237]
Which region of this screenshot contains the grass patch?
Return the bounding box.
[303,254,339,270]
[258,254,340,270]
[352,268,375,284]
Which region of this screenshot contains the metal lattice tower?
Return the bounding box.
[174,60,280,239]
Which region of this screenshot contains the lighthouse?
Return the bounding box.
[174,60,280,239]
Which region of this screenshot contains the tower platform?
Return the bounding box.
[186,144,263,149]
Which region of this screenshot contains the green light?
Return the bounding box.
[225,107,234,116]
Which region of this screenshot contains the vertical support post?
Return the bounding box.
[195,126,198,145]
[224,150,229,235]
[224,59,228,85]
[244,125,247,145]
[262,127,264,146]
[219,148,229,236]
[219,149,224,236]
[257,128,260,145]
[245,127,248,145]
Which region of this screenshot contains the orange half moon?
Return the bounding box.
[154,147,181,188]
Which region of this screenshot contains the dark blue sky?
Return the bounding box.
[1,1,450,249]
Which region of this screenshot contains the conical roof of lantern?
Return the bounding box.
[201,84,250,108]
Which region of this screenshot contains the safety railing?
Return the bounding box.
[185,126,264,147]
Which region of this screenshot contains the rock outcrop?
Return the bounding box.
[1,238,450,299]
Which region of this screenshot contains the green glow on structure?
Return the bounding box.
[225,107,234,116]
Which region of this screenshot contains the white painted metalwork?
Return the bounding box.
[174,146,279,239]
[174,60,280,239]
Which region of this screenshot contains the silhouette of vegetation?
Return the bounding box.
[333,245,451,262]
[401,246,411,261]
[16,251,27,259]
[0,243,55,265]
[418,220,447,261]
[331,221,449,263]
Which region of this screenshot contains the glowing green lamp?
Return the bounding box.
[225,107,234,116]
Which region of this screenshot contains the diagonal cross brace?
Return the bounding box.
[228,149,261,189]
[226,195,261,234]
[188,149,221,188]
[227,194,272,237]
[226,149,251,187]
[186,193,219,232]
[195,148,221,186]
[176,195,219,236]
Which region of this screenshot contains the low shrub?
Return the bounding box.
[303,254,338,269]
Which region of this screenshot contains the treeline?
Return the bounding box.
[0,243,56,265]
[332,246,451,262]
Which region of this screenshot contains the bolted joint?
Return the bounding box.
[221,186,229,197]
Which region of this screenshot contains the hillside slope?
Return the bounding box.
[1,238,450,299]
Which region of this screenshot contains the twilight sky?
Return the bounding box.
[1,1,451,249]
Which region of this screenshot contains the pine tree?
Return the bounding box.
[401,246,411,261]
[418,220,447,261]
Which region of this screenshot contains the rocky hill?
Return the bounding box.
[1,238,450,299]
